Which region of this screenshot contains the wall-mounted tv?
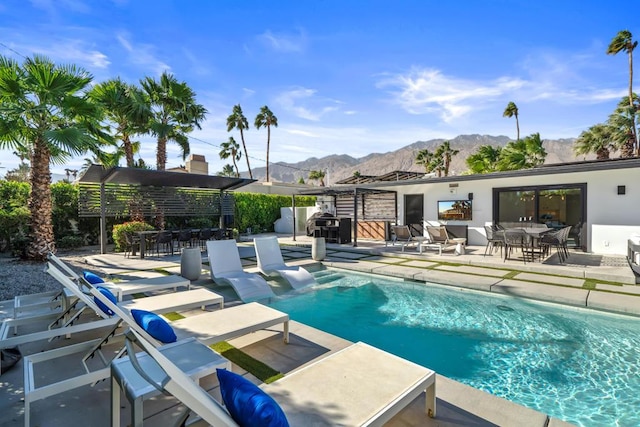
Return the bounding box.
[437,200,472,221]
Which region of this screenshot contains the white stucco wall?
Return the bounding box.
[378,165,640,255]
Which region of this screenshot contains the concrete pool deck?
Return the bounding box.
[3,235,638,426]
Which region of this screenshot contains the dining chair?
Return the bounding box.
[503,228,533,264]
[155,231,174,256]
[483,225,504,257]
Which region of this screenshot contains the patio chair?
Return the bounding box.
[254,236,316,289]
[23,262,228,427]
[503,228,533,264]
[123,232,141,258]
[121,328,436,427]
[206,240,276,302]
[154,230,174,256]
[390,225,428,253]
[425,226,457,255]
[176,229,194,249]
[483,225,504,257]
[47,252,190,301]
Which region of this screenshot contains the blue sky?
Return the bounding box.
[0,0,637,177]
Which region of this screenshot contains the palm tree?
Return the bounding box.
[498,133,547,170]
[607,30,638,150]
[465,145,502,174]
[88,78,150,167]
[0,55,106,260]
[435,140,459,176]
[608,95,639,157]
[219,164,236,177]
[227,104,252,178]
[503,102,520,141]
[141,71,206,170]
[415,149,434,173]
[219,137,242,177]
[308,170,326,186]
[254,106,278,182]
[573,124,615,160]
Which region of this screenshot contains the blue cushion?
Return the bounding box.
[94,286,117,316]
[83,271,104,284]
[217,368,289,427]
[131,309,177,343]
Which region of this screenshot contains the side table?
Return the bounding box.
[451,238,467,255]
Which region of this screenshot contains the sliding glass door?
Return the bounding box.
[493,183,586,249]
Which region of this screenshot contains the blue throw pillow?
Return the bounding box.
[83,271,104,284]
[217,368,289,427]
[131,309,177,343]
[94,286,117,316]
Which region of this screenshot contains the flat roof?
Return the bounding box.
[78,164,255,191]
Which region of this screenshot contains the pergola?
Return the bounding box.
[297,186,397,246]
[77,164,254,254]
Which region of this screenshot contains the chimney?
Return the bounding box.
[186,154,208,175]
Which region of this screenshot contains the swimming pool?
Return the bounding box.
[266,270,640,427]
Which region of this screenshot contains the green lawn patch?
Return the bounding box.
[210,341,283,384]
[163,312,185,321]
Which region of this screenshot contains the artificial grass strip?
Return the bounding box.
[210,341,283,384]
[163,312,185,321]
[131,293,147,299]
[503,271,520,280]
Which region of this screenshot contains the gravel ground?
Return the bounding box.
[0,247,102,301]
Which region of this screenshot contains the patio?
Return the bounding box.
[2,234,637,426]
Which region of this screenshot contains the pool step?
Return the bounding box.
[315,272,345,284]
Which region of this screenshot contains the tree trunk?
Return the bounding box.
[515,114,520,141]
[240,129,252,179]
[629,50,639,155]
[157,136,167,171]
[27,138,55,260]
[123,132,134,167]
[266,125,270,182]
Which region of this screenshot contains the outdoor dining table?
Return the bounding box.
[133,230,160,259]
[499,228,553,262]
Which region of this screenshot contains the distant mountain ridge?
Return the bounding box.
[243,134,583,185]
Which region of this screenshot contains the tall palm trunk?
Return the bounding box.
[515,114,520,141]
[629,49,639,155]
[122,131,134,167]
[157,136,167,171]
[266,125,271,182]
[239,128,252,179]
[27,137,55,260]
[232,157,239,177]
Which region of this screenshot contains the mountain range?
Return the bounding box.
[241,134,585,185]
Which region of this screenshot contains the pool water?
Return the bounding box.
[266,270,640,427]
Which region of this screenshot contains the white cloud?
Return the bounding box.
[116,32,171,75]
[274,87,340,121]
[377,68,526,123]
[257,29,307,53]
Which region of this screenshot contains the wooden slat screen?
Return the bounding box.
[78,183,231,218]
[334,192,395,221]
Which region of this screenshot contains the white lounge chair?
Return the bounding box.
[206,240,275,302]
[121,329,437,426]
[48,252,190,301]
[22,262,228,425]
[254,236,316,289]
[90,286,290,348]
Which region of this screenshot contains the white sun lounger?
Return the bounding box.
[47,252,191,301]
[206,240,275,302]
[22,262,226,426]
[254,236,316,289]
[121,329,436,426]
[91,286,289,347]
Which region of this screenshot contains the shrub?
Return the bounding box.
[57,235,85,249]
[112,221,154,252]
